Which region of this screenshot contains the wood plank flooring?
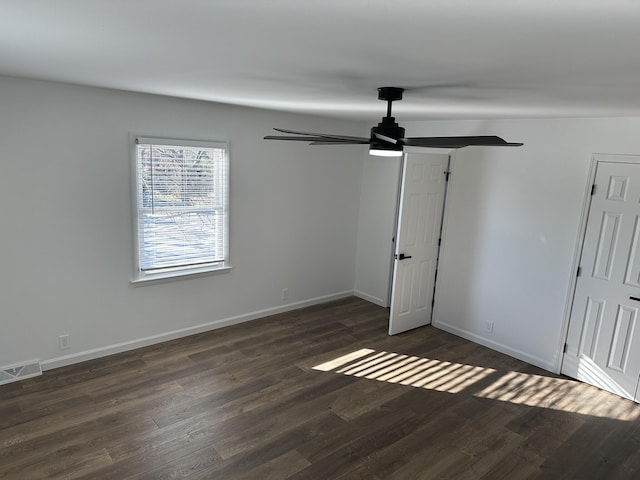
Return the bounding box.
[2,296,640,479]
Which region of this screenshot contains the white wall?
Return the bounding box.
[0,76,365,369]
[8,75,640,378]
[403,117,640,372]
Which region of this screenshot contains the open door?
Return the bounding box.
[389,153,449,335]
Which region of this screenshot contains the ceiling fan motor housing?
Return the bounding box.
[370,116,405,152]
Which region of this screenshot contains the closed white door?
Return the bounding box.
[563,160,640,401]
[389,153,449,335]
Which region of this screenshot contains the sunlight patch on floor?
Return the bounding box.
[313,348,640,421]
[476,370,640,421]
[313,348,495,394]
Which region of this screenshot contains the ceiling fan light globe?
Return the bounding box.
[369,147,403,157]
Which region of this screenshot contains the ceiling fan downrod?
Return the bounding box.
[369,87,406,155]
[378,86,404,117]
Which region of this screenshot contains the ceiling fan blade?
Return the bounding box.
[309,140,370,145]
[265,135,369,145]
[264,135,342,142]
[273,128,369,142]
[403,136,523,148]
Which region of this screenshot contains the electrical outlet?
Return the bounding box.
[281,288,288,300]
[485,322,494,334]
[59,334,70,351]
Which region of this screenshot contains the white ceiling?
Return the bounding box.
[2,0,640,121]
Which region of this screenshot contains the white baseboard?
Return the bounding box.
[42,290,354,371]
[432,320,556,373]
[353,290,388,307]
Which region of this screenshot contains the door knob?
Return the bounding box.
[396,253,412,260]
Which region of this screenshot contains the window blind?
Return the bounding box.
[135,138,228,274]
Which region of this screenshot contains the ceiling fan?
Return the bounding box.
[265,87,523,157]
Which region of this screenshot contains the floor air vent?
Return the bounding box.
[0,360,42,385]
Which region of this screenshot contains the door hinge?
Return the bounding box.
[591,184,596,195]
[438,238,442,247]
[563,342,568,353]
[444,171,451,181]
[576,266,582,277]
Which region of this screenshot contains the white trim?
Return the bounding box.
[41,290,354,371]
[387,154,405,307]
[136,136,227,150]
[556,154,599,373]
[353,290,387,307]
[433,319,556,372]
[130,134,230,283]
[131,265,232,286]
[431,152,457,332]
[561,353,580,377]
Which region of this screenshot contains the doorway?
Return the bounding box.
[562,155,640,401]
[389,152,450,335]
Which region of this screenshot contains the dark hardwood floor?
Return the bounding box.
[2,297,640,479]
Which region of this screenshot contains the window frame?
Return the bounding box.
[130,135,231,285]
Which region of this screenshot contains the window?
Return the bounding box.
[132,136,229,282]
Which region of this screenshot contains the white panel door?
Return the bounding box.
[563,160,640,401]
[389,153,449,335]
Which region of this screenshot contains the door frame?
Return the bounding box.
[388,150,452,323]
[559,153,640,374]
[386,154,406,307]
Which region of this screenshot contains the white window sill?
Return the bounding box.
[131,265,231,286]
